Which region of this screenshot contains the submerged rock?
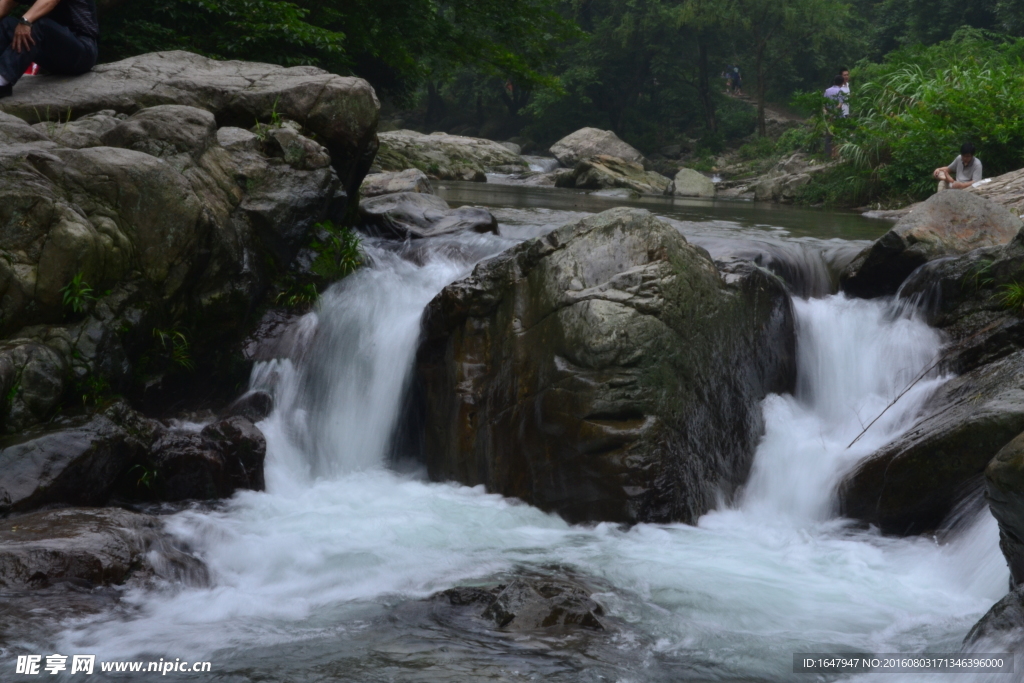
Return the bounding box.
[436,575,606,632]
[375,129,528,180]
[417,207,795,524]
[549,127,645,167]
[0,507,207,588]
[556,155,671,195]
[671,168,716,198]
[841,191,1022,299]
[360,169,434,198]
[359,192,498,239]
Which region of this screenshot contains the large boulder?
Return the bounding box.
[985,432,1024,587]
[359,192,498,239]
[671,168,716,198]
[839,350,1024,534]
[0,50,380,201]
[968,167,1024,216]
[0,406,152,514]
[416,208,795,524]
[0,92,342,430]
[375,130,528,180]
[0,507,206,588]
[549,128,645,167]
[555,155,671,195]
[360,169,434,198]
[841,191,1022,298]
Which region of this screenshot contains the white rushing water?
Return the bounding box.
[49,235,1010,681]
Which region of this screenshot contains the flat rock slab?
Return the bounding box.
[0,507,207,588]
[556,155,671,195]
[0,50,380,194]
[359,192,498,239]
[360,169,434,198]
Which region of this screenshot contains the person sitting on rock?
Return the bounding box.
[0,0,99,99]
[933,143,983,191]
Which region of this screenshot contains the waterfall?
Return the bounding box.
[52,229,1009,682]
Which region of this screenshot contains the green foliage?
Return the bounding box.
[310,221,362,281]
[152,328,195,371]
[963,259,996,292]
[274,282,319,310]
[797,31,1024,203]
[75,375,112,407]
[128,464,159,490]
[998,281,1024,313]
[61,272,96,314]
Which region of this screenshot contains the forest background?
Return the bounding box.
[92,0,1024,205]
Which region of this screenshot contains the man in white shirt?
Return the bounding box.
[933,143,983,191]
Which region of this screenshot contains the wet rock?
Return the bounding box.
[556,155,671,195]
[549,127,645,167]
[417,207,795,524]
[841,192,1023,299]
[376,129,527,180]
[499,141,522,155]
[0,406,151,514]
[671,168,716,198]
[0,507,207,588]
[753,173,812,203]
[482,579,605,631]
[964,585,1024,646]
[359,192,498,239]
[223,390,274,423]
[436,576,606,631]
[140,417,266,501]
[986,432,1024,587]
[360,169,434,198]
[839,349,1024,535]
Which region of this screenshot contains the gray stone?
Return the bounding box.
[556,155,671,195]
[376,129,527,180]
[359,192,499,239]
[672,168,716,198]
[499,141,522,155]
[100,104,217,162]
[31,110,123,149]
[0,50,379,199]
[841,191,1023,298]
[264,126,331,170]
[549,128,645,167]
[964,585,1024,646]
[482,579,605,631]
[986,432,1024,587]
[0,409,149,514]
[417,208,795,524]
[0,507,207,588]
[216,126,260,152]
[360,169,434,198]
[840,349,1024,535]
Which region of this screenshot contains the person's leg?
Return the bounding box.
[31,18,97,76]
[0,16,36,88]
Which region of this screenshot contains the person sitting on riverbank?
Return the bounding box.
[0,0,99,99]
[933,143,983,191]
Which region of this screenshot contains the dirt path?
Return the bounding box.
[725,91,805,124]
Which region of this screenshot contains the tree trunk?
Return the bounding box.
[426,81,445,126]
[697,41,717,134]
[755,47,767,137]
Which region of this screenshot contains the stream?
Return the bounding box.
[15,187,1014,681]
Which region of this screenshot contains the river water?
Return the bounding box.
[29,187,1017,680]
